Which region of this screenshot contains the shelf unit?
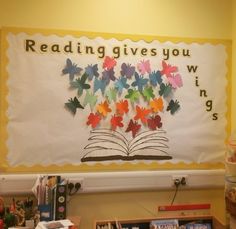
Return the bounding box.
[94,215,225,229]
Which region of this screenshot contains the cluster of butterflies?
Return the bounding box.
[62,57,183,138]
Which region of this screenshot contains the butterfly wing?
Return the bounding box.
[62,58,71,74]
[120,63,127,77]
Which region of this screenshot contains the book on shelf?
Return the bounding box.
[150,219,178,229]
[184,223,211,229]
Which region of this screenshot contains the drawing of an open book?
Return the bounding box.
[82,129,172,162]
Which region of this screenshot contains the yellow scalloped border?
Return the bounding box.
[0,27,231,173]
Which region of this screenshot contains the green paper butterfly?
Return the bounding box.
[70,73,90,97]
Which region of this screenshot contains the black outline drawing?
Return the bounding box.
[81,129,172,162]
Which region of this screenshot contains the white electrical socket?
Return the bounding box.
[172,175,188,186]
[67,178,84,191]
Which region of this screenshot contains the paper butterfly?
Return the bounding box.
[134,105,151,124]
[83,91,97,110]
[65,97,84,115]
[161,60,178,77]
[114,77,130,94]
[149,71,162,86]
[96,101,112,117]
[149,97,164,113]
[94,78,107,95]
[62,58,82,81]
[110,115,124,130]
[131,72,148,92]
[159,83,172,98]
[87,113,101,128]
[125,119,141,138]
[102,68,116,84]
[147,115,162,130]
[137,60,151,75]
[125,88,140,103]
[167,74,183,89]
[105,88,117,103]
[166,99,180,115]
[120,63,135,79]
[142,87,155,101]
[116,100,129,115]
[70,73,90,96]
[85,64,99,80]
[103,56,117,70]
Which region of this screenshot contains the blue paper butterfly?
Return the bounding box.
[94,78,107,95]
[114,76,130,94]
[62,58,82,81]
[131,72,148,92]
[149,71,162,87]
[85,64,99,80]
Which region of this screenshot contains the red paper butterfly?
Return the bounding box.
[87,113,101,128]
[147,115,162,130]
[103,56,117,70]
[125,119,141,138]
[134,105,151,124]
[110,115,124,130]
[161,60,178,77]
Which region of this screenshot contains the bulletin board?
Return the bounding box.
[0,27,231,173]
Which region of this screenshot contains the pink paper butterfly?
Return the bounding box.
[137,60,151,75]
[103,56,117,70]
[168,74,183,89]
[161,60,178,77]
